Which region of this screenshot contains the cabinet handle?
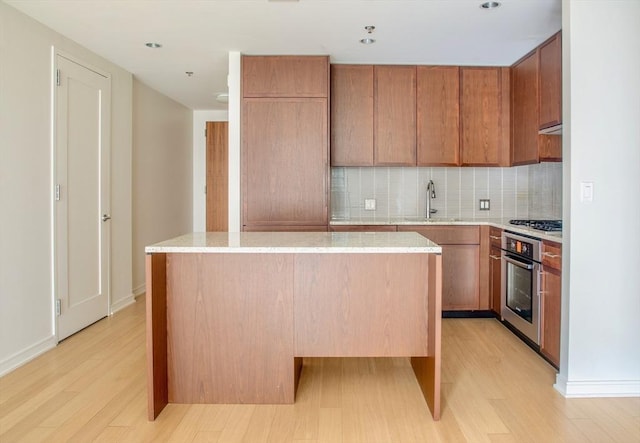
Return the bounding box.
[489,255,501,260]
[543,252,560,258]
[490,235,501,240]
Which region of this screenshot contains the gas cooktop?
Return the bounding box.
[509,219,562,232]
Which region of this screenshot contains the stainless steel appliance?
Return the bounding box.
[509,219,562,232]
[501,231,542,345]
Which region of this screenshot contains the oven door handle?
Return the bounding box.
[504,255,534,270]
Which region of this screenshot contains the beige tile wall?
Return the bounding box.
[331,163,562,221]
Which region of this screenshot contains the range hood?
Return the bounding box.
[539,124,563,135]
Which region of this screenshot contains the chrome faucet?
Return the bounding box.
[426,180,437,219]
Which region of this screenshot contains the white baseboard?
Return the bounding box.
[132,283,146,297]
[555,374,640,397]
[110,294,136,315]
[0,335,57,377]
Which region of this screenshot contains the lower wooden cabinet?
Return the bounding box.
[400,226,480,311]
[244,225,327,232]
[489,227,503,315]
[540,240,562,367]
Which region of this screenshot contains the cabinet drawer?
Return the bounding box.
[489,227,502,248]
[244,225,328,232]
[398,226,479,245]
[542,240,562,270]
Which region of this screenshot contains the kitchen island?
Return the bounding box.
[145,232,442,421]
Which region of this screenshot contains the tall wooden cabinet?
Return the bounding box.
[416,66,460,166]
[460,67,511,166]
[242,56,329,231]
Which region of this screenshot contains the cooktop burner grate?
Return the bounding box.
[509,219,562,232]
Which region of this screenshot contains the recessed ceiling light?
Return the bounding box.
[360,25,376,44]
[145,42,162,48]
[215,93,229,104]
[480,1,501,9]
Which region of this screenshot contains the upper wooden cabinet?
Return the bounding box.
[460,67,510,166]
[416,66,460,166]
[374,65,417,166]
[511,50,540,165]
[242,56,329,98]
[330,65,374,166]
[539,32,562,130]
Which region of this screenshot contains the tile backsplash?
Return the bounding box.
[331,163,562,221]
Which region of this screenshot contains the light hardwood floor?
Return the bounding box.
[1,296,638,442]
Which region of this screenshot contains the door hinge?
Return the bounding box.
[55,184,61,201]
[55,299,61,316]
[56,69,61,86]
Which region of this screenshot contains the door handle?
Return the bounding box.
[102,214,111,222]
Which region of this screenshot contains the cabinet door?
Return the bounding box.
[539,32,562,129]
[242,98,328,227]
[511,51,540,165]
[540,267,561,367]
[330,65,374,166]
[374,65,417,165]
[489,245,502,315]
[417,66,460,166]
[242,56,328,98]
[460,67,509,166]
[441,244,480,310]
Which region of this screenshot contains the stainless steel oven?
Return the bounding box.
[501,231,542,345]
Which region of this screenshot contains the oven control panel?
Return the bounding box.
[503,231,541,262]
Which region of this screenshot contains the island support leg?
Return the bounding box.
[146,253,168,420]
[411,253,442,420]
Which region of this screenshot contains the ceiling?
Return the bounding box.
[4,0,562,110]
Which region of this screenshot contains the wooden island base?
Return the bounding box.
[146,236,442,421]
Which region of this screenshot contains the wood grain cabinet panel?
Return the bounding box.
[460,67,510,166]
[400,225,480,310]
[242,98,328,228]
[511,51,540,165]
[539,32,562,129]
[417,66,460,166]
[242,56,328,98]
[374,65,417,165]
[540,240,562,367]
[330,65,374,166]
[489,245,502,315]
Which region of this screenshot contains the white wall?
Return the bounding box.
[192,110,228,232]
[132,79,193,294]
[556,0,640,397]
[0,2,132,374]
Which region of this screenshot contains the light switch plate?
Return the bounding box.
[364,198,376,211]
[479,199,490,210]
[580,181,593,202]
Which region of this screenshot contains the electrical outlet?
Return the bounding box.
[479,199,490,211]
[364,198,376,211]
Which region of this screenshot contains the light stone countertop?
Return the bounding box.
[330,217,563,243]
[146,231,442,254]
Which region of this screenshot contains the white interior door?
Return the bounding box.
[55,54,111,341]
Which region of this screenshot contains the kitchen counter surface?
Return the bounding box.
[330,217,563,243]
[146,231,442,254]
